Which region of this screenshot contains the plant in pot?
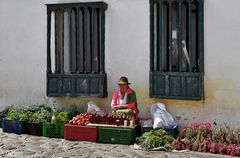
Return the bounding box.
[26,107,52,136]
[3,106,31,134]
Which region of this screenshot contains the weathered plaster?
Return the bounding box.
[1,0,240,129]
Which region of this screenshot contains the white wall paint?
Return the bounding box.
[1,0,240,128]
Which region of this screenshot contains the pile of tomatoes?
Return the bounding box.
[69,113,94,126]
[69,113,135,126]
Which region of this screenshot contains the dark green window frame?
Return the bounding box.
[46,2,108,97]
[149,0,204,100]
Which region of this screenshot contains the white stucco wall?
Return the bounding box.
[1,0,240,128]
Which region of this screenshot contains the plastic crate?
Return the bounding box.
[98,127,136,145]
[43,122,64,138]
[2,118,26,134]
[64,124,97,142]
[0,117,4,128]
[25,122,43,136]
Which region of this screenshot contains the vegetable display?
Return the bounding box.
[51,111,69,124]
[6,106,31,121]
[69,113,93,126]
[171,123,240,156]
[136,129,175,151]
[31,108,52,123]
[69,113,135,126]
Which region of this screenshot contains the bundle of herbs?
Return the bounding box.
[136,129,175,151]
[30,108,52,123]
[6,106,31,121]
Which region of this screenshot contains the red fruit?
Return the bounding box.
[218,144,227,155]
[209,143,217,154]
[234,147,240,157]
[226,144,234,155]
[202,140,211,152]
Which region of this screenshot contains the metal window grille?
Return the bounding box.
[150,0,204,100]
[46,2,108,97]
[47,2,107,74]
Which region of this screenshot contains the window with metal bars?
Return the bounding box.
[149,0,204,100]
[46,2,108,97]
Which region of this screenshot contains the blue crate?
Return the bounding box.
[0,117,4,128]
[2,118,26,134]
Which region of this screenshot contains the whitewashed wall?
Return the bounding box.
[1,0,240,128]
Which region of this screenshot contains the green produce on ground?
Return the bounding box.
[136,129,175,151]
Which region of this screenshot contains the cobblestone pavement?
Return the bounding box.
[0,129,234,158]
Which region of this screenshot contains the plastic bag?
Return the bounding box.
[87,101,106,116]
[150,102,177,129]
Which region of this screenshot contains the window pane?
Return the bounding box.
[191,2,199,72]
[154,3,157,71]
[64,9,70,74]
[50,11,55,73]
[162,3,168,71]
[171,3,178,72]
[181,2,189,72]
[70,9,77,73]
[55,9,63,73]
[78,8,84,73]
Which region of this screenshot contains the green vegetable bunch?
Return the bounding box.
[54,111,69,123]
[31,108,52,123]
[136,129,175,151]
[7,106,31,121]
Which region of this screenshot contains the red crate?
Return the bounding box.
[64,124,97,142]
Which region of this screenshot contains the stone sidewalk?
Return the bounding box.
[0,129,234,158]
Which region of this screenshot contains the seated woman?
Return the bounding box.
[111,76,139,121]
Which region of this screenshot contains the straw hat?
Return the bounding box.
[118,76,131,85]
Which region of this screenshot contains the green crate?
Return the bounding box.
[98,127,136,145]
[43,122,64,138]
